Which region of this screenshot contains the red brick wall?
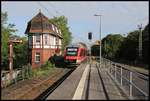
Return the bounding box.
[31,48,56,69]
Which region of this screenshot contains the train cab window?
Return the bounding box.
[66,47,78,56]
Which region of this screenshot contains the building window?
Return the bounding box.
[56,38,58,45]
[29,36,32,46]
[54,25,55,31]
[46,24,49,29]
[35,53,40,62]
[43,23,49,30]
[36,35,40,43]
[59,29,61,35]
[45,36,47,45]
[56,27,58,33]
[49,24,52,30]
[52,24,55,31]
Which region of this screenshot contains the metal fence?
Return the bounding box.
[1,64,33,89]
[101,58,149,100]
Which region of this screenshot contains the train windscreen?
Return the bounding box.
[66,47,78,56]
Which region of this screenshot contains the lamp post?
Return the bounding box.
[94,14,102,67]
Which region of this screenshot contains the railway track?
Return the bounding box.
[14,70,64,100]
[2,68,74,100]
[2,59,88,100]
[34,59,88,100]
[34,67,76,100]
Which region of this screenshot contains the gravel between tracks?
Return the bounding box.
[1,67,71,100]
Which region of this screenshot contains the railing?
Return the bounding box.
[1,64,32,89]
[101,58,149,100]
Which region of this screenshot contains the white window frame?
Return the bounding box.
[56,27,58,33]
[35,53,40,62]
[45,36,47,45]
[29,36,32,47]
[56,37,59,45]
[36,35,40,44]
[59,29,61,34]
[52,24,55,31]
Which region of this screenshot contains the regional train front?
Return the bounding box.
[64,44,87,65]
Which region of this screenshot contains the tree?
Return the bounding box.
[13,37,28,68]
[79,42,87,48]
[1,12,8,67]
[1,12,17,68]
[117,30,139,61]
[1,25,9,68]
[1,12,28,70]
[99,24,148,65]
[142,23,149,64]
[91,45,99,56]
[51,16,72,55]
[101,34,124,59]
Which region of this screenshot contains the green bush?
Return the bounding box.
[31,61,56,78]
[41,61,54,69]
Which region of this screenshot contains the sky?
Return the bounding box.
[1,1,149,48]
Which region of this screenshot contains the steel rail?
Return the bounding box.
[34,67,76,100]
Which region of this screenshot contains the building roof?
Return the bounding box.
[24,12,63,39]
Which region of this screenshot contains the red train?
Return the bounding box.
[64,44,87,64]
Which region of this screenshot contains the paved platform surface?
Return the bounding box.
[46,63,127,100]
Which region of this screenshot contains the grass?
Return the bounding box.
[103,60,148,75]
[30,61,55,78]
[2,61,71,89]
[127,66,149,75]
[32,61,70,79]
[2,62,54,88]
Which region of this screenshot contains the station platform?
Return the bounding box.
[46,63,127,100]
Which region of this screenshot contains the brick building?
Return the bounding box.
[25,12,63,69]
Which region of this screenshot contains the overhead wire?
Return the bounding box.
[119,17,148,36]
[49,3,63,17]
[45,2,91,46]
[37,2,55,17]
